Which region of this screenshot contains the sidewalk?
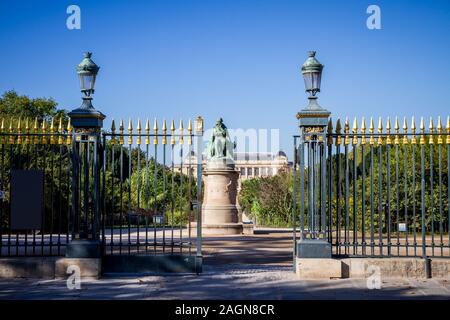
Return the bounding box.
[0,264,449,300]
[0,229,449,300]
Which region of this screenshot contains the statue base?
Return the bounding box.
[199,158,242,235]
[190,222,244,235]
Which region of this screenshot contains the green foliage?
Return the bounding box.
[330,142,449,233]
[239,172,293,227]
[239,140,449,233]
[0,90,66,121]
[0,91,69,231]
[102,142,197,227]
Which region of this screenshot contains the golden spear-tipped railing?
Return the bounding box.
[136,118,141,145]
[325,116,449,148]
[170,119,176,145]
[162,119,167,145]
[344,117,350,145]
[327,118,333,146]
[188,119,193,145]
[153,118,159,145]
[145,119,150,145]
[335,118,342,146]
[128,118,133,146]
[67,118,72,145]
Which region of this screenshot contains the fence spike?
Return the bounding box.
[137,118,142,131]
[429,117,434,144]
[394,116,400,145]
[9,118,15,145]
[188,118,193,145]
[369,117,375,145]
[119,119,124,145]
[41,118,47,145]
[33,116,38,131]
[420,117,425,145]
[50,117,55,145]
[352,117,358,145]
[66,117,72,145]
[136,118,141,145]
[335,118,341,146]
[386,116,392,145]
[0,119,3,144]
[411,116,416,144]
[179,119,184,145]
[153,118,159,145]
[145,118,150,145]
[24,118,30,145]
[402,116,408,144]
[128,118,133,145]
[344,117,350,145]
[162,118,167,145]
[447,116,450,144]
[67,117,72,132]
[327,118,333,145]
[361,117,367,145]
[437,116,443,145]
[58,117,63,145]
[171,119,176,145]
[17,118,22,144]
[377,117,383,145]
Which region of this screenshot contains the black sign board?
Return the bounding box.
[11,170,44,230]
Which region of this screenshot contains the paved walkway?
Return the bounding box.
[0,229,449,300]
[1,264,449,300]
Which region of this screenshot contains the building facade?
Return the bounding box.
[174,151,291,183]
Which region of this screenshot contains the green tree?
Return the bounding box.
[239,172,293,227]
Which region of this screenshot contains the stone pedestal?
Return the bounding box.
[201,158,243,235]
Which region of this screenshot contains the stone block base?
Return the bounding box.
[296,239,331,258]
[242,223,254,235]
[0,257,101,279]
[346,258,427,279]
[295,257,450,279]
[55,258,102,280]
[431,259,450,278]
[190,222,244,235]
[0,257,56,279]
[296,258,343,279]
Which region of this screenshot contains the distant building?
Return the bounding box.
[173,151,291,183]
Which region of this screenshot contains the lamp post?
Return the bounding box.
[68,52,105,129]
[66,52,105,258]
[296,51,331,258]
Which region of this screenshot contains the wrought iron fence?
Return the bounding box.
[0,116,204,264]
[0,117,73,256]
[101,117,203,258]
[294,116,450,258]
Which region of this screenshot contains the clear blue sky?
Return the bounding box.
[1,0,449,156]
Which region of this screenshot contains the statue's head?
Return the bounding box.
[216,117,223,124]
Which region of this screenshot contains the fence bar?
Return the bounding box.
[292,137,297,266]
[313,115,450,258]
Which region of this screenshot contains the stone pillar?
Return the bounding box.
[201,158,243,235]
[65,101,105,258]
[296,97,331,258]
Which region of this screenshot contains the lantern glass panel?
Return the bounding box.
[79,74,96,93]
[303,71,321,95]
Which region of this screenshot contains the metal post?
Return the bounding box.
[195,116,203,274]
[295,96,331,258]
